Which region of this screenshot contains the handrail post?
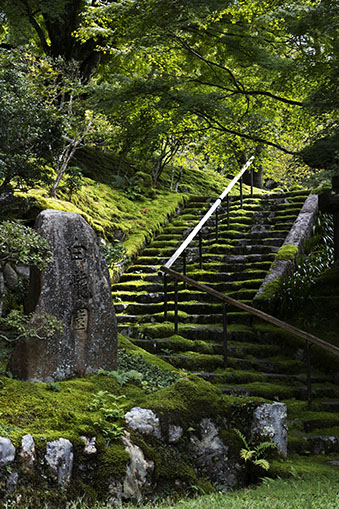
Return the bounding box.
[250,167,254,197]
[199,230,203,269]
[223,303,228,368]
[174,280,179,333]
[306,341,312,409]
[227,194,230,230]
[182,251,187,289]
[240,177,243,208]
[215,206,219,243]
[163,274,168,321]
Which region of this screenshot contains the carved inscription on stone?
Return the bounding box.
[72,308,88,331]
[69,238,92,304]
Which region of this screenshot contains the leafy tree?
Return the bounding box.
[0,0,104,81]
[79,0,336,184]
[0,49,63,190]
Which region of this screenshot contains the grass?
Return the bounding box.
[50,472,339,509]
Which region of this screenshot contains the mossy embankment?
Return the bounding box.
[15,151,260,260]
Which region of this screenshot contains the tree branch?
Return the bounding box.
[196,111,297,155]
[172,34,243,92]
[18,0,50,55]
[187,78,303,106]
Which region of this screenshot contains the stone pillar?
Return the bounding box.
[9,210,118,381]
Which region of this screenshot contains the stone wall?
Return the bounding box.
[0,401,287,506]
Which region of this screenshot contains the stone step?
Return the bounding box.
[194,370,331,386]
[303,416,339,433]
[115,298,254,315]
[124,323,257,342]
[120,269,267,285]
[224,245,279,256]
[289,434,339,455]
[218,383,339,401]
[116,310,252,326]
[125,264,159,274]
[223,253,275,263]
[321,401,339,413]
[185,270,268,283]
[113,287,258,304]
[158,353,305,374]
[187,260,272,272]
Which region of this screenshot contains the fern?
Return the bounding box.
[234,428,277,471]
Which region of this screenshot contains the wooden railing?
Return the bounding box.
[159,161,339,408]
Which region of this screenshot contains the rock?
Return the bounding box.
[80,436,97,455]
[125,407,161,439]
[7,472,18,491]
[9,209,118,381]
[121,432,154,502]
[251,402,288,456]
[20,434,36,469]
[108,479,123,504]
[168,425,183,444]
[190,419,244,488]
[0,437,15,467]
[3,263,18,289]
[15,264,30,279]
[45,438,73,486]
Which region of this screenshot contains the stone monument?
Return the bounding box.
[9,209,117,381]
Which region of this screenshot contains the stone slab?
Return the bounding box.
[9,209,117,381]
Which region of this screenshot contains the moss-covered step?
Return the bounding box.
[221,245,280,256]
[119,272,162,283]
[125,264,160,274]
[232,237,285,247]
[187,260,273,272]
[288,433,339,455]
[118,310,252,326]
[223,253,276,263]
[134,322,255,342]
[112,281,163,293]
[158,352,305,373]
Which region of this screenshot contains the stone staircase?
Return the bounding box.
[112,191,339,457]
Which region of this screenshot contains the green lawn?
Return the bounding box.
[62,472,339,509]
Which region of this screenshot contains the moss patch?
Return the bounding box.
[275,244,298,261]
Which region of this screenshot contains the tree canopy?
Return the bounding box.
[0,0,338,191]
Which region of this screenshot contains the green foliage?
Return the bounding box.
[112,175,143,200]
[234,428,277,472]
[0,309,63,343]
[0,50,63,189]
[117,348,180,393]
[45,382,61,393]
[0,221,52,269]
[88,391,127,442]
[97,368,143,386]
[100,240,127,269]
[64,167,84,200]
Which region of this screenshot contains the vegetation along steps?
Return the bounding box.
[111,189,339,457]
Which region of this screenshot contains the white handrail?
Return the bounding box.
[162,156,254,270]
